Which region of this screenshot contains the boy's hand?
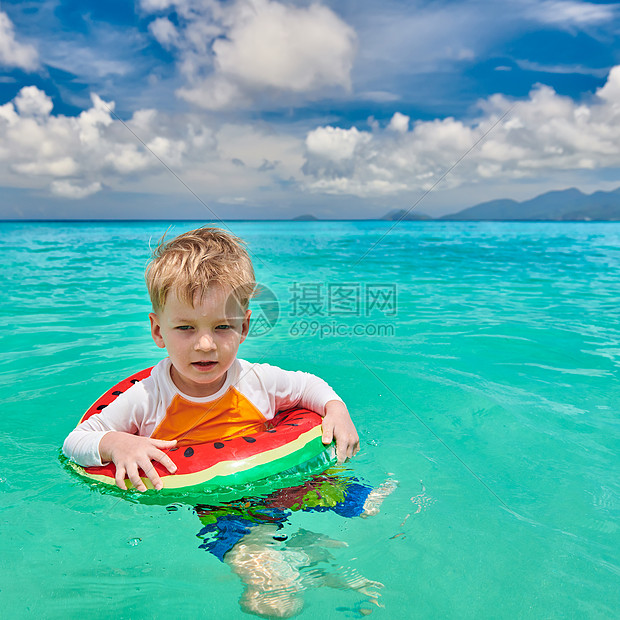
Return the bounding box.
[99,432,178,492]
[321,400,360,463]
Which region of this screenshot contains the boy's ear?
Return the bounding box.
[149,312,166,349]
[239,309,251,344]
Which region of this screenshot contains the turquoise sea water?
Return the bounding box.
[1,220,619,618]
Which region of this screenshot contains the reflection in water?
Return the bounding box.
[193,474,398,618]
[226,525,384,618]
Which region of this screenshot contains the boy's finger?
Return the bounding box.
[140,461,163,491]
[126,465,147,492]
[115,466,128,491]
[350,438,359,457]
[150,438,177,449]
[153,451,178,475]
[322,422,334,445]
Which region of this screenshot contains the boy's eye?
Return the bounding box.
[216,324,231,330]
[176,325,193,331]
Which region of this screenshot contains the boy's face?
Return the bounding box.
[149,284,250,397]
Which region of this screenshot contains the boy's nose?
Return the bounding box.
[195,333,216,351]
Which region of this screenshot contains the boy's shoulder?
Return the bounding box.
[236,358,290,375]
[235,358,303,383]
[124,358,174,401]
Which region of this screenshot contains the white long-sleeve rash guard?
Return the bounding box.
[63,357,343,467]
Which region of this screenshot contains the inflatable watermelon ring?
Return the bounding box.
[68,367,336,494]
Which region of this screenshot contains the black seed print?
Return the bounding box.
[214,442,225,449]
[242,437,256,443]
[183,447,194,458]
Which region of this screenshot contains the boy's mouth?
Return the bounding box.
[192,361,217,370]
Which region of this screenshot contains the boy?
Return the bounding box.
[63,227,359,492]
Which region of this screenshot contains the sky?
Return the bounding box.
[1,0,620,219]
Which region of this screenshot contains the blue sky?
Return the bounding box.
[1,0,620,219]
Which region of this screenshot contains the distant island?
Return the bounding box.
[291,214,319,221]
[440,186,620,221]
[379,186,620,221]
[381,209,432,221]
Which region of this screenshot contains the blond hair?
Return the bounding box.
[145,227,255,311]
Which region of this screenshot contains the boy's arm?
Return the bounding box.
[250,362,359,463]
[62,384,177,492]
[63,386,146,466]
[321,400,360,463]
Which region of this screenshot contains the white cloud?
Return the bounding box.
[45,39,132,80]
[51,180,102,199]
[387,112,409,133]
[358,91,401,103]
[0,12,38,71]
[148,17,180,49]
[104,143,153,174]
[0,90,119,194]
[139,0,177,11]
[14,86,53,117]
[5,64,620,206]
[14,157,78,177]
[179,78,245,110]
[0,85,304,200]
[526,1,617,26]
[147,0,357,109]
[302,65,620,196]
[306,126,370,162]
[211,1,355,92]
[454,48,475,61]
[594,66,620,103]
[514,59,610,77]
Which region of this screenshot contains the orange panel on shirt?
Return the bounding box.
[150,387,267,446]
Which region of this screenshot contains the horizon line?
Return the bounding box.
[1,218,618,223]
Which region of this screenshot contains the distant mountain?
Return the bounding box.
[381,208,432,221]
[295,188,620,221]
[291,214,319,221]
[441,187,620,221]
